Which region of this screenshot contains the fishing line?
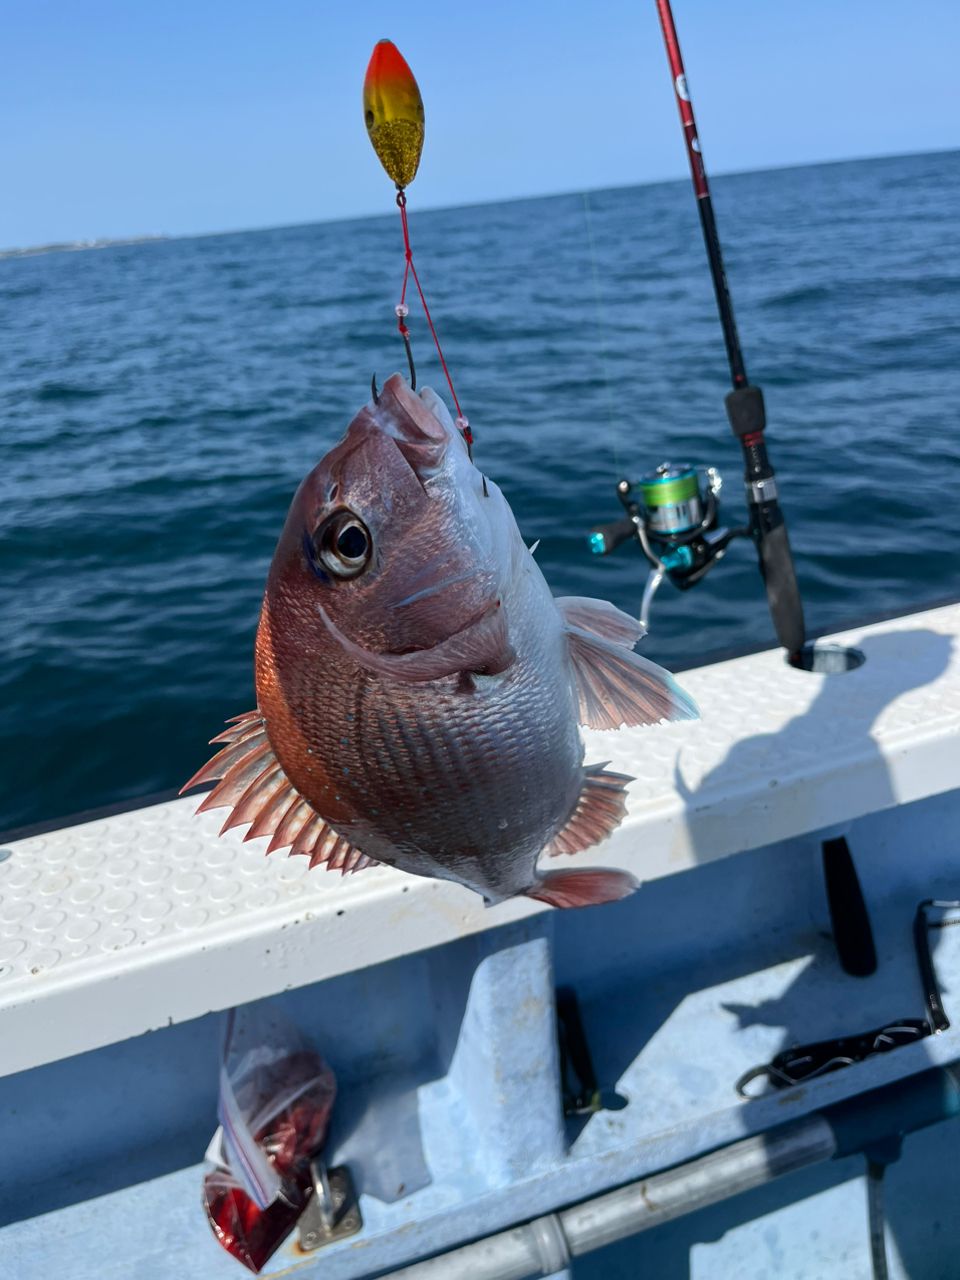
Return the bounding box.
[362,39,479,479]
[581,191,622,475]
[395,189,474,463]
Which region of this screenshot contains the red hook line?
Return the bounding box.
[396,191,473,451]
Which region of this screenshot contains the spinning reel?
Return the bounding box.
[588,462,749,629]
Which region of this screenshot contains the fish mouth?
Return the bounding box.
[416,385,457,433]
[374,375,453,483]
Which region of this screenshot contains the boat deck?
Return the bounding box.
[1,603,959,1277]
[2,604,958,1077]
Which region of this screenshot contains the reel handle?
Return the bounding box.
[588,517,637,556]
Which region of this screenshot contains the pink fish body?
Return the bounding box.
[184,375,697,908]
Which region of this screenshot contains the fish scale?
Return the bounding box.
[343,609,580,892]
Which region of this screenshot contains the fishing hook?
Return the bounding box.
[402,331,417,391]
[371,350,414,401]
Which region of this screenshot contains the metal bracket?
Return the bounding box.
[298,1161,362,1251]
[747,476,778,504]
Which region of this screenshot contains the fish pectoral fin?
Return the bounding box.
[556,596,645,647]
[180,711,377,876]
[322,598,515,682]
[546,763,633,856]
[527,867,638,910]
[564,625,700,729]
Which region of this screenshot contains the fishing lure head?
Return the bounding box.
[363,40,425,188]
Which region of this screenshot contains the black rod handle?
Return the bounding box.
[755,519,806,656]
[734,407,806,654]
[588,517,637,556]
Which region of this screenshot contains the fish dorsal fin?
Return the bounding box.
[556,596,645,648]
[180,714,376,876]
[563,626,700,730]
[546,762,632,857]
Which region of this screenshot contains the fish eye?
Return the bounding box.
[314,511,372,579]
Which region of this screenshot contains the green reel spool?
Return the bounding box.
[638,463,703,535]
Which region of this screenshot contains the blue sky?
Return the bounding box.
[2,0,958,248]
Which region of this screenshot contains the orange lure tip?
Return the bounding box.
[363,39,425,188]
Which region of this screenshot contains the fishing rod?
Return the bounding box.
[644,8,882,1150]
[656,0,805,656]
[590,3,806,657]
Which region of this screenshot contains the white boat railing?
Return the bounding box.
[1,603,958,1082]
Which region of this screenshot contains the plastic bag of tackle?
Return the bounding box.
[202,1003,336,1272]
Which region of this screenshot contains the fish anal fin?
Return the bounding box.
[556,596,645,647]
[527,868,638,910]
[565,626,699,730]
[181,711,378,872]
[547,763,632,857]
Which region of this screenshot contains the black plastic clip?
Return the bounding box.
[736,895,959,1099]
[736,1019,931,1099]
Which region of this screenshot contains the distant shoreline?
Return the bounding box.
[3,146,957,261]
[0,234,169,262]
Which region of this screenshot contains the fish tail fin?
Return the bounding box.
[526,867,638,910]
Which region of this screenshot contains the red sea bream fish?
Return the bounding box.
[183,375,697,908]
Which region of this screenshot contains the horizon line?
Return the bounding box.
[2,145,956,260]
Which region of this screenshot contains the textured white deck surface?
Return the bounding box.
[1,603,958,1078]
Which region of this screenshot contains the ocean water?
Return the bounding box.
[2,149,958,833]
